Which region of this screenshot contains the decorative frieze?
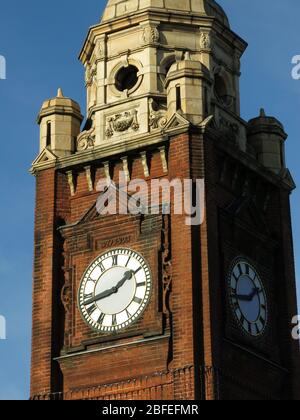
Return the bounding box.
[200,31,212,50]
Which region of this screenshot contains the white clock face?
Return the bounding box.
[228,259,267,337]
[78,248,152,333]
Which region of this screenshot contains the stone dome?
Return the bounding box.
[101,0,230,28]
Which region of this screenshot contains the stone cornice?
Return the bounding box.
[30,130,171,175]
[79,10,247,64]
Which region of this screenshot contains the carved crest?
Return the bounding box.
[105,109,139,138]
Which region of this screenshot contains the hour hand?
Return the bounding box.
[235,293,253,302]
[235,288,261,302]
[84,287,116,306]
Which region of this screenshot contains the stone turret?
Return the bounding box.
[37,88,83,157]
[165,53,212,124]
[247,109,287,174]
[78,0,247,147]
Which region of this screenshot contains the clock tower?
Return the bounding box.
[30,0,300,400]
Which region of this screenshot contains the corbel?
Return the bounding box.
[140,151,150,177]
[159,146,168,174]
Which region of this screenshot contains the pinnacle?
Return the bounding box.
[57,88,64,98]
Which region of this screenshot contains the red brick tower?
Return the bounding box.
[30,1,300,400]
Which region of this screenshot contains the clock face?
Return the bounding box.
[228,259,267,337]
[78,248,152,333]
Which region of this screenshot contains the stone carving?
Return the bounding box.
[77,124,95,151]
[105,109,139,137]
[61,240,72,314]
[85,63,97,85]
[149,98,167,130]
[161,214,172,316]
[200,32,212,50]
[141,26,159,45]
[85,64,91,84]
[95,39,105,60]
[61,284,72,313]
[66,170,75,196]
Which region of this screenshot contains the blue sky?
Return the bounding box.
[0,0,299,400]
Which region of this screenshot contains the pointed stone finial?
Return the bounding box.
[260,108,266,117]
[57,88,64,98]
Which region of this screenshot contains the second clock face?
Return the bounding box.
[78,248,152,333]
[228,259,267,337]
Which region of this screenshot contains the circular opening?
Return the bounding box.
[115,65,139,92]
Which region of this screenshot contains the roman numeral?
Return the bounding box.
[136,282,146,288]
[98,262,105,273]
[245,264,250,275]
[231,273,239,282]
[97,313,105,325]
[255,323,260,335]
[126,309,132,318]
[84,293,93,300]
[125,256,131,267]
[259,316,265,324]
[112,255,118,266]
[237,263,243,276]
[134,266,142,275]
[87,304,97,316]
[247,322,252,334]
[133,297,142,305]
[112,314,117,326]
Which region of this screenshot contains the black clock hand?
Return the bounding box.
[84,286,117,305]
[84,270,134,306]
[115,270,134,290]
[235,288,261,302]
